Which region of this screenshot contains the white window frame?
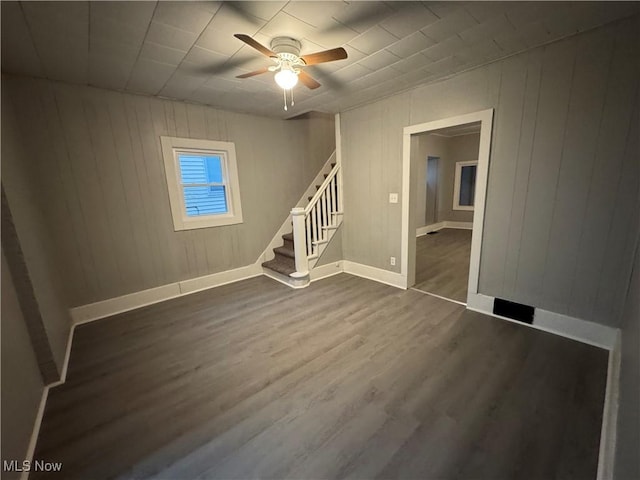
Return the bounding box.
[453,160,478,211]
[160,136,243,230]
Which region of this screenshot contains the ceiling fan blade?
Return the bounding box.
[236,67,270,79]
[234,34,275,58]
[298,71,321,90]
[301,47,348,66]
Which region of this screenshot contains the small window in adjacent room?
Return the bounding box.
[453,160,477,211]
[160,136,243,230]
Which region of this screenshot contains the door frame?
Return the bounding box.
[400,109,494,301]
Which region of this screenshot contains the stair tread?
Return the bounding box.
[273,246,295,259]
[262,258,296,276]
[282,232,293,241]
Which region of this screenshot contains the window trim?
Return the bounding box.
[452,160,478,211]
[160,136,243,230]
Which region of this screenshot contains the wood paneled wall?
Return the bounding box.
[1,91,71,370]
[1,248,45,479]
[2,77,334,306]
[341,16,639,326]
[413,133,478,227]
[615,241,640,479]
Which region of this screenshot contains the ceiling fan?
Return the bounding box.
[233,34,348,110]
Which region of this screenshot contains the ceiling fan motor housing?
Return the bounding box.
[270,37,302,58]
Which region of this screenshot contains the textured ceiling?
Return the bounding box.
[2,1,639,118]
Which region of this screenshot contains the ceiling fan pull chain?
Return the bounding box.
[283,88,287,111]
[291,88,295,106]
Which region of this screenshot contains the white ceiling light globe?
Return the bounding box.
[275,69,298,89]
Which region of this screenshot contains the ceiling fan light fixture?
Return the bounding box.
[274,68,298,90]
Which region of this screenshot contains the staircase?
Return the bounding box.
[262,232,297,276]
[262,153,342,287]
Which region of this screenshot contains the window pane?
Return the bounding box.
[183,185,228,216]
[205,156,223,183]
[178,153,223,184]
[459,165,477,206]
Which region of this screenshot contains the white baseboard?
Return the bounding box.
[444,221,473,230]
[416,221,472,237]
[466,292,621,480]
[179,264,262,295]
[343,261,405,289]
[262,268,308,289]
[466,293,618,350]
[21,386,49,480]
[534,308,618,350]
[310,261,344,282]
[70,263,263,324]
[23,262,261,479]
[597,331,621,480]
[466,292,495,312]
[416,222,445,236]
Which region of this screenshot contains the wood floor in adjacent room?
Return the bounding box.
[414,228,472,303]
[33,274,608,480]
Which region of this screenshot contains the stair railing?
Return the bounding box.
[291,161,342,278]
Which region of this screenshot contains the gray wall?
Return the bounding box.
[1,248,44,478]
[414,133,477,229]
[615,239,640,479]
[2,88,71,370]
[341,15,639,326]
[2,77,335,306]
[316,224,343,267]
[414,134,447,228]
[303,111,343,267]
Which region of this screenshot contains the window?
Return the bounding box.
[453,160,477,211]
[161,136,243,230]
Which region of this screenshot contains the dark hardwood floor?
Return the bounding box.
[33,274,607,479]
[414,228,473,303]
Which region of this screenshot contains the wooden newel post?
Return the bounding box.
[291,208,309,279]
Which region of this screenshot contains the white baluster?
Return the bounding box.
[311,205,318,256]
[322,190,328,238]
[331,176,337,224]
[305,214,311,256]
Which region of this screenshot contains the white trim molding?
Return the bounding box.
[597,331,621,480]
[401,109,493,294]
[466,291,621,480]
[21,318,78,480]
[21,388,49,480]
[335,113,342,164]
[310,261,344,282]
[342,261,405,289]
[534,308,618,350]
[160,136,243,231]
[466,292,619,350]
[416,221,473,237]
[70,263,263,324]
[452,160,478,211]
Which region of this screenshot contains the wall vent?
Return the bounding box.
[493,298,534,324]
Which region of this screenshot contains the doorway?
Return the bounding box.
[400,110,493,305]
[412,125,480,302]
